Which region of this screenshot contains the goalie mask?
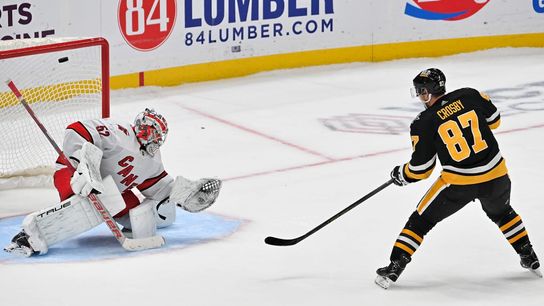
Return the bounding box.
[134,108,168,156]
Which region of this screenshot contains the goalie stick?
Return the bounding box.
[265,179,394,246]
[6,79,165,251]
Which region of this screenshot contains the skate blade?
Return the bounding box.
[375,275,392,289]
[3,245,33,257]
[530,268,543,278]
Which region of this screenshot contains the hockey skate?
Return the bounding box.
[519,243,542,278]
[3,230,36,257]
[375,254,411,289]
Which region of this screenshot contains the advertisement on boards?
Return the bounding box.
[116,0,341,53]
[404,0,490,21]
[0,2,55,40]
[110,0,368,75]
[180,0,335,48]
[535,0,544,13]
[2,1,544,78]
[118,0,177,51]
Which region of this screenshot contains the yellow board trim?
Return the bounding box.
[508,230,528,244]
[441,160,508,185]
[401,229,423,244]
[111,32,544,90]
[394,242,415,256]
[500,215,522,232]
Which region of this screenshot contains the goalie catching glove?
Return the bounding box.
[169,176,222,213]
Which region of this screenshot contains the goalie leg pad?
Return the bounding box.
[119,198,175,233]
[22,195,103,254]
[155,197,176,228]
[128,201,157,239]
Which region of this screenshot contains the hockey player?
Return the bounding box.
[4,108,221,256]
[375,68,541,289]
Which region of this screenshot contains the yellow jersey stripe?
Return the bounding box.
[508,230,528,244]
[417,177,448,214]
[500,215,522,232]
[401,229,423,243]
[441,160,508,185]
[489,119,501,130]
[404,164,434,180]
[394,242,415,255]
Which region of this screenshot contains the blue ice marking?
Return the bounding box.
[0,210,242,263]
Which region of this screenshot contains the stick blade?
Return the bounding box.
[122,235,165,251]
[264,236,300,246]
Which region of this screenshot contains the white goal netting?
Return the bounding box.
[0,37,109,189]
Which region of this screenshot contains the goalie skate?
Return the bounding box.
[3,230,35,257]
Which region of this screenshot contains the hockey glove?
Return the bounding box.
[170,176,222,213]
[69,142,104,197]
[390,165,409,186]
[70,171,98,197]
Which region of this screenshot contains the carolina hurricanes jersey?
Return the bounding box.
[402,87,507,185]
[54,118,173,209]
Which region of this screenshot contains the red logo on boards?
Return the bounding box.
[406,0,490,21]
[118,0,177,51]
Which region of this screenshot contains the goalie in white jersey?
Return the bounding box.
[4,108,222,257]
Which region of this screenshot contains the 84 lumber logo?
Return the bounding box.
[183,0,334,47]
[405,0,490,21]
[118,0,177,51]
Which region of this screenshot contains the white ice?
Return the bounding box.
[1,48,544,306]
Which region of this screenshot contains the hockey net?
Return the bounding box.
[0,37,109,189]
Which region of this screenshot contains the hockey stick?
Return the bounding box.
[265,178,395,246]
[6,79,164,251]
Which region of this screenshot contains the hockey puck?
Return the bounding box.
[58,57,69,63]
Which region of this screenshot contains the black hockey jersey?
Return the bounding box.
[402,87,507,185]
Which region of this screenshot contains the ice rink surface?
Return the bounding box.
[1,48,544,306]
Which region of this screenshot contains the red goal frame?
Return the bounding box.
[0,37,110,118]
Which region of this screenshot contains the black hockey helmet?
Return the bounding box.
[411,68,446,97]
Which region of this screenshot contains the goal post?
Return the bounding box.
[0,37,110,189]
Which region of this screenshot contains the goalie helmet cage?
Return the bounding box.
[0,37,110,189]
